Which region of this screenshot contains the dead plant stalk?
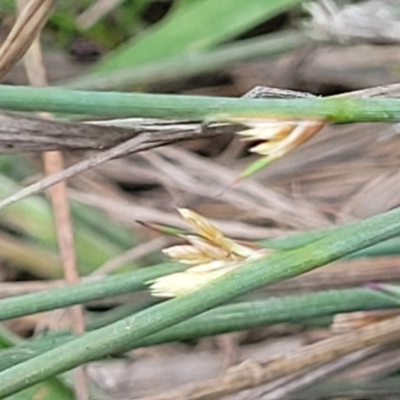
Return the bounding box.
[142,314,400,400]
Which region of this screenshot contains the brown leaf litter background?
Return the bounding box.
[1,1,400,399]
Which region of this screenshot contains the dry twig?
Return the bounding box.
[141,314,400,400]
[76,0,125,30]
[0,0,54,80]
[252,348,378,400]
[14,1,88,397]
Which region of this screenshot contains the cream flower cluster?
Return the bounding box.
[149,209,269,297]
[234,118,324,178]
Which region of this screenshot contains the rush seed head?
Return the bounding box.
[149,209,269,297]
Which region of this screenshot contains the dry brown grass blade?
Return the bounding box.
[70,189,288,240]
[0,118,248,211]
[257,121,400,220]
[76,0,125,30]
[142,146,330,229]
[334,347,400,380]
[246,348,377,400]
[267,256,400,293]
[331,310,400,334]
[0,134,151,211]
[339,170,400,221]
[0,115,232,153]
[15,1,88,397]
[94,236,171,276]
[0,112,142,152]
[0,118,240,211]
[308,0,400,44]
[0,0,54,80]
[141,314,400,400]
[88,133,378,238]
[41,153,89,400]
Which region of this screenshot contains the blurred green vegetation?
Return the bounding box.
[0,156,142,278]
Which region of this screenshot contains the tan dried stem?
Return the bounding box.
[141,314,400,400]
[76,0,125,30]
[14,1,88,398]
[0,0,54,81]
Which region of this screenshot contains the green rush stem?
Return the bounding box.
[1,85,400,121]
[0,263,183,321]
[262,227,400,257]
[0,223,397,324]
[0,205,400,397]
[0,288,397,372]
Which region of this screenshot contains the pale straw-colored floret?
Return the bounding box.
[150,265,235,298]
[236,119,324,160]
[149,209,269,297]
[214,116,324,178]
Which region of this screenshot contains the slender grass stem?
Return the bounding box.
[0,263,183,321]
[0,223,396,323]
[0,288,396,372]
[0,85,400,121]
[0,204,400,397]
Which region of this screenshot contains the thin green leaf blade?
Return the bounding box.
[93,0,301,72]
